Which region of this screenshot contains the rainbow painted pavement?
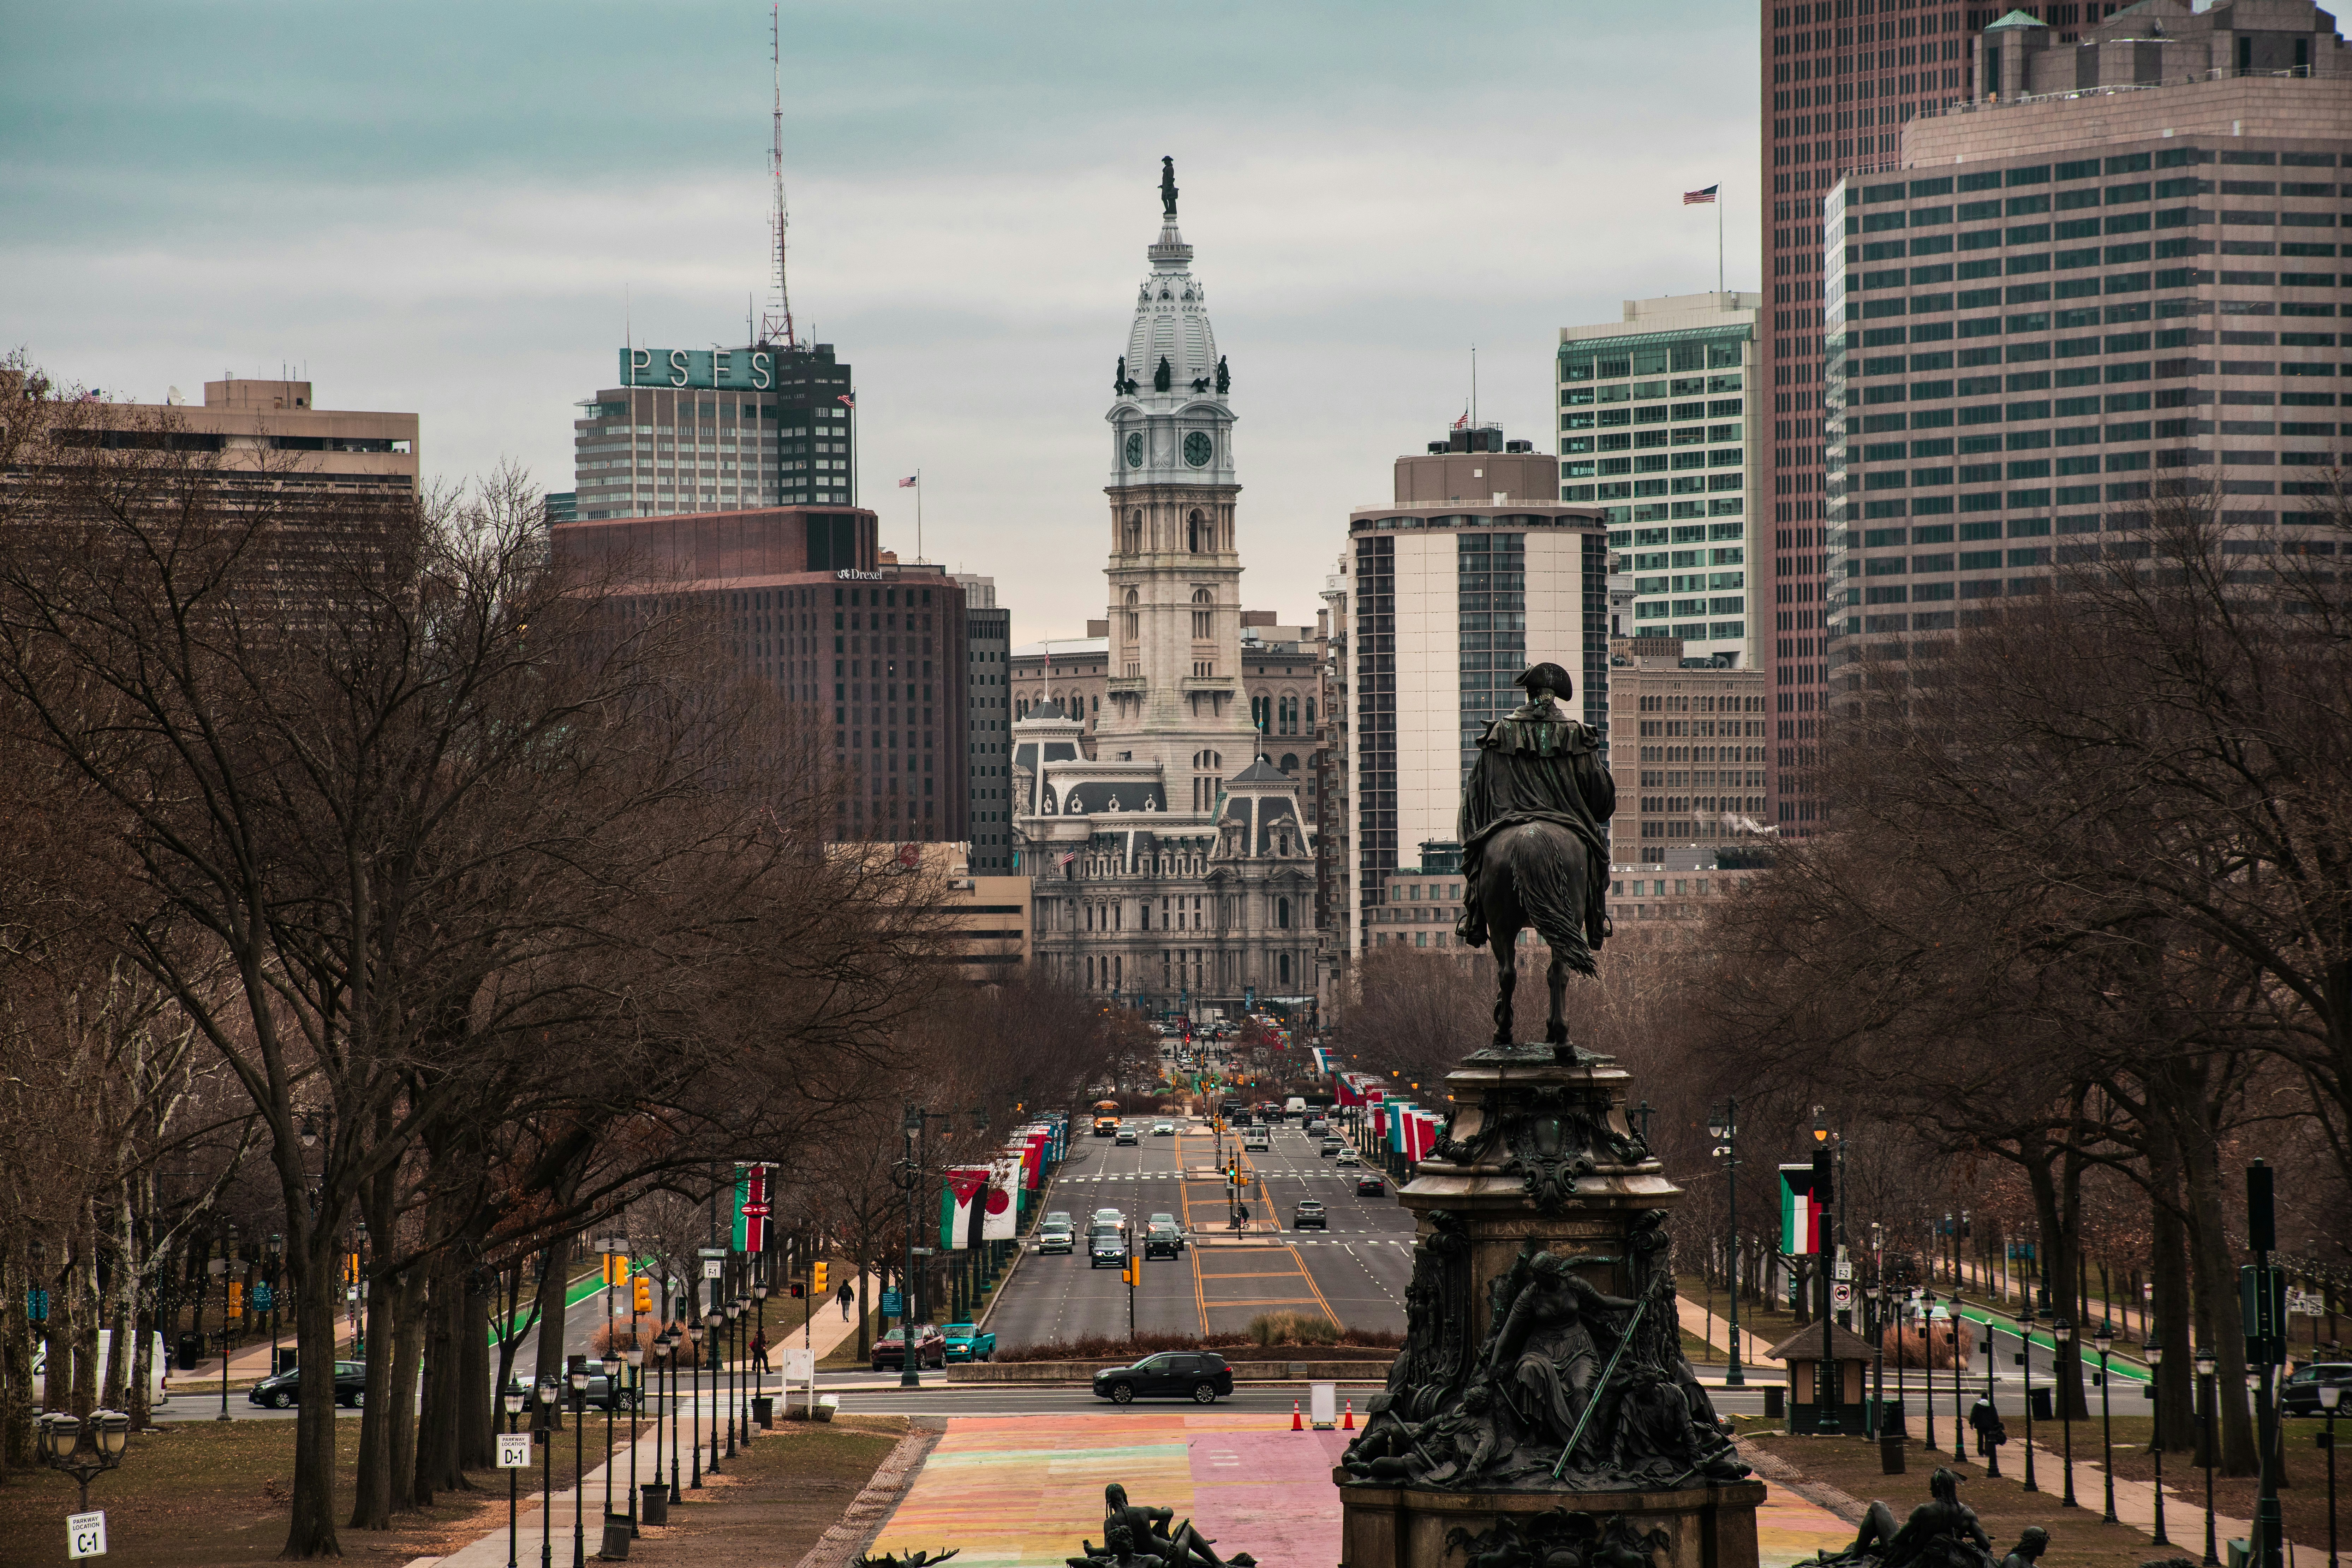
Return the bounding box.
[870,1416,1857,1568]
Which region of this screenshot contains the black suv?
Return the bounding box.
[249,1360,369,1409]
[1293,1199,1327,1230]
[1092,1351,1235,1405]
[2281,1361,2352,1416]
[1089,1228,1128,1269]
[1144,1223,1183,1260]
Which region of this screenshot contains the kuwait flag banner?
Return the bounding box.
[940,1167,990,1250]
[981,1159,1021,1241]
[1780,1162,1827,1254]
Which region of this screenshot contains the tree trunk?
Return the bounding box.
[459,1274,493,1472]
[2179,1107,2258,1475]
[531,1237,574,1437]
[383,1266,426,1513]
[2145,1117,2198,1452]
[283,1229,345,1557]
[0,1247,31,1473]
[411,1260,464,1504]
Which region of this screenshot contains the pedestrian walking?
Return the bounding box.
[750,1330,770,1373]
[837,1278,854,1320]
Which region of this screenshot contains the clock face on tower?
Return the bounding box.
[1183,431,1213,468]
[1124,432,1144,468]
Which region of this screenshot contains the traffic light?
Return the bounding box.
[789,1282,806,1299]
[603,1253,627,1286]
[811,1262,829,1295]
[632,1275,653,1314]
[228,1281,243,1314]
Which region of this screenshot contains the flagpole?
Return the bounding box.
[915,469,923,562]
[1719,193,1725,296]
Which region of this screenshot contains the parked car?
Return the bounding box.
[2281,1361,2352,1415]
[1089,1228,1128,1269]
[1319,1138,1344,1157]
[943,1323,997,1362]
[1115,1126,1139,1145]
[1092,1351,1235,1405]
[1356,1173,1387,1196]
[1144,1223,1184,1260]
[871,1323,947,1371]
[249,1360,369,1409]
[1038,1218,1075,1254]
[1293,1199,1327,1230]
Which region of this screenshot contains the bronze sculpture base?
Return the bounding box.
[1337,1478,1767,1568]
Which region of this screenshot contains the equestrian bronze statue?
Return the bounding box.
[1456,662,1613,1049]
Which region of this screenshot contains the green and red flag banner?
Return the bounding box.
[1779,1162,1827,1255]
[731,1163,774,1253]
[939,1166,990,1249]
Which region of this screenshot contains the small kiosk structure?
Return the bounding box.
[1766,1322,1881,1436]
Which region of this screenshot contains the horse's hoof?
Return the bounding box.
[1546,1025,1568,1046]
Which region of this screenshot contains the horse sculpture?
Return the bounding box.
[1456,663,1613,1050]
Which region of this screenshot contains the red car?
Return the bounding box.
[871,1323,946,1371]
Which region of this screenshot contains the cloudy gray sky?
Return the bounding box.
[4,2,1759,640]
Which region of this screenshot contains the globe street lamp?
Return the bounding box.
[598,1351,621,1543]
[1913,1294,1938,1454]
[2195,1344,2219,1567]
[36,1409,131,1514]
[724,1297,743,1456]
[659,1329,681,1508]
[624,1343,645,1535]
[535,1375,560,1568]
[567,1359,591,1568]
[502,1384,526,1568]
[685,1320,704,1489]
[702,1308,724,1475]
[2093,1320,2118,1523]
[2019,1301,2039,1491]
[2054,1317,2077,1506]
[1707,1100,1742,1385]
[2319,1380,2340,1568]
[2147,1333,2171,1546]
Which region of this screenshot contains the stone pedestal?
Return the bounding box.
[1338,1479,1769,1568]
[1332,1044,1761,1568]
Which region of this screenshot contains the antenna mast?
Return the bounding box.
[760,5,796,348]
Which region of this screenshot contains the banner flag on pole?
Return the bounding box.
[1780,1162,1827,1254]
[940,1167,989,1249]
[981,1160,1020,1240]
[731,1164,773,1254]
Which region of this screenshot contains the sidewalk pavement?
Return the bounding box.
[1678,1294,1783,1367]
[429,1427,666,1568]
[1997,1432,2311,1563]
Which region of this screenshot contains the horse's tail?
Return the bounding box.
[1496,825,1596,977]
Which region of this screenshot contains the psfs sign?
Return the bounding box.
[621,347,779,390]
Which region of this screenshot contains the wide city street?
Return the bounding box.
[983,1114,1413,1350]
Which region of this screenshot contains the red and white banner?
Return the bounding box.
[982,1159,1021,1241]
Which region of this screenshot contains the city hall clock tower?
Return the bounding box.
[1098,158,1256,786]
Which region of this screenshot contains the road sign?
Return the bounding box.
[2287,1287,2326,1317]
[910,1247,935,1257]
[67,1511,106,1560]
[253,1283,274,1312]
[496,1433,531,1469]
[701,1260,723,1279]
[781,1348,816,1381]
[1833,1282,1854,1309]
[880,1290,903,1316]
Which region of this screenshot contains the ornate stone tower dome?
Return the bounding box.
[1107,157,1234,492]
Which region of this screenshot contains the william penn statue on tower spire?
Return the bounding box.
[1161,156,1178,217]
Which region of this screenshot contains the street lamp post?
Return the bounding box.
[723,1299,740,1458]
[266,1232,283,1382]
[1707,1100,1743,1386]
[1981,1307,2004,1478]
[2093,1321,2118,1523]
[502,1385,526,1568]
[1915,1294,1938,1454]
[567,1359,590,1568]
[2196,1345,2219,1567]
[599,1352,620,1542]
[2319,1381,2341,1568]
[536,1375,559,1568]
[687,1321,704,1489]
[2147,1333,2171,1546]
[35,1410,131,1514]
[1811,1114,1837,1435]
[2019,1302,2038,1491]
[703,1307,724,1474]
[625,1343,644,1533]
[2054,1317,2077,1506]
[661,1329,681,1506]
[1867,1280,1885,1442]
[2245,1371,2266,1568]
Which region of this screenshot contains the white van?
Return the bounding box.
[31,1330,169,1407]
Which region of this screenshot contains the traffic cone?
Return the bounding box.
[1291,1400,1303,1431]
[1343,1400,1355,1430]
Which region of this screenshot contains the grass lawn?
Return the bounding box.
[2064,1412,2342,1555]
[627,1414,908,1567]
[1678,1272,1808,1359]
[0,1412,649,1567]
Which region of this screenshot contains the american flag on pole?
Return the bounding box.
[1059,852,1076,867]
[899,475,918,487]
[1684,185,1720,205]
[837,393,855,407]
